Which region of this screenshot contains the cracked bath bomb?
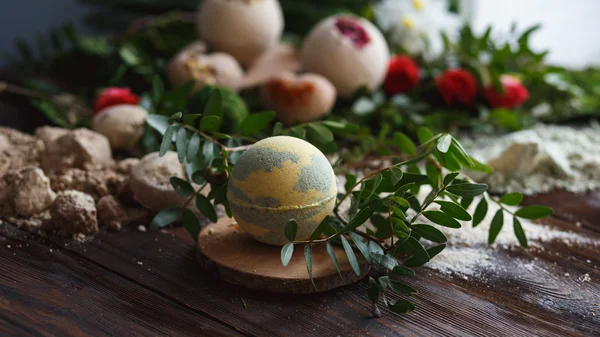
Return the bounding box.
[227,136,337,246]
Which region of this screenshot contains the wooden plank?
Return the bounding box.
[0,224,243,337]
[523,190,600,233]
[29,219,597,336]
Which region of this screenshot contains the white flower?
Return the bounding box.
[374,0,461,59]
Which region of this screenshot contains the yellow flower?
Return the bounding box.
[413,0,424,11]
[401,17,415,30]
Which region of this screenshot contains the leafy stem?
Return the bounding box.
[178,123,253,152]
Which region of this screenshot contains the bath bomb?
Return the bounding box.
[301,15,390,98]
[197,0,284,65]
[91,104,148,151]
[227,136,337,246]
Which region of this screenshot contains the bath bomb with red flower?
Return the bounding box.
[94,87,140,113]
[301,15,390,98]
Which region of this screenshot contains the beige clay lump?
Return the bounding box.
[47,190,99,234]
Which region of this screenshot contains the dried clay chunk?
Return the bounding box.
[41,128,113,173]
[130,151,190,211]
[12,167,57,217]
[49,190,98,234]
[96,195,128,231]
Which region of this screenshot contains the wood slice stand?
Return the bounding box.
[196,217,370,294]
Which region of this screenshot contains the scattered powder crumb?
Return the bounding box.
[137,225,147,232]
[425,248,493,278]
[208,228,215,235]
[137,261,143,265]
[465,122,600,194]
[579,274,591,283]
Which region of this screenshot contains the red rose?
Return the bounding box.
[94,87,140,113]
[483,75,529,109]
[435,69,477,106]
[383,56,420,95]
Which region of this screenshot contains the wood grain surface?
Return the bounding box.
[0,190,599,337]
[196,217,370,294]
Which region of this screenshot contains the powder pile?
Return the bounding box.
[465,122,600,194]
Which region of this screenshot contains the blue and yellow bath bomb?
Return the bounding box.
[227,136,337,246]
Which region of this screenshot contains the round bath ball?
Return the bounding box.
[227,136,337,245]
[91,104,148,151]
[260,72,336,125]
[168,51,245,93]
[197,0,284,65]
[301,15,390,98]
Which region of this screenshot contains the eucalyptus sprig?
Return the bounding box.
[147,88,552,317]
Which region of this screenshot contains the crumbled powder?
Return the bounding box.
[465,122,600,194]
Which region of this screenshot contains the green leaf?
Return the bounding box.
[344,174,357,193]
[186,133,201,162]
[423,211,461,228]
[310,216,333,241]
[198,115,221,132]
[437,134,452,153]
[389,167,404,185]
[349,232,371,263]
[443,172,459,186]
[176,127,188,163]
[488,210,504,245]
[368,277,380,304]
[469,157,494,173]
[514,206,553,219]
[473,197,488,227]
[304,244,316,290]
[150,208,180,229]
[370,252,397,270]
[426,244,446,259]
[169,112,183,121]
[146,114,170,134]
[434,201,472,221]
[284,220,298,242]
[426,162,439,185]
[403,237,430,267]
[170,177,194,197]
[417,127,434,144]
[390,266,415,278]
[238,111,276,136]
[446,183,488,197]
[196,195,218,222]
[391,196,410,208]
[159,125,174,156]
[182,113,202,125]
[393,132,416,155]
[367,174,383,198]
[411,224,447,243]
[450,139,475,167]
[281,243,294,267]
[388,299,415,314]
[499,192,523,206]
[461,196,474,209]
[203,88,223,118]
[182,208,201,241]
[388,280,417,295]
[513,217,529,248]
[326,241,342,277]
[308,123,334,143]
[340,235,360,276]
[340,207,373,234]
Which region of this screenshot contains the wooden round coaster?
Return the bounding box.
[196,217,370,294]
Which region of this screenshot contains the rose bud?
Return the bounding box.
[301,15,390,98]
[383,55,420,95]
[260,72,336,125]
[197,0,284,66]
[168,46,245,93]
[484,75,529,109]
[94,87,140,113]
[435,69,477,106]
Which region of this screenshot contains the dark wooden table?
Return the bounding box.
[1,188,599,336]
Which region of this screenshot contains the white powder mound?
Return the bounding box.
[465,122,600,195]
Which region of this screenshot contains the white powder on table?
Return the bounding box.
[464,122,600,195]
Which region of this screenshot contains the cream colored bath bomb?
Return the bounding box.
[168,51,245,93]
[197,0,284,65]
[129,151,190,211]
[92,104,148,151]
[301,15,390,98]
[227,136,337,246]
